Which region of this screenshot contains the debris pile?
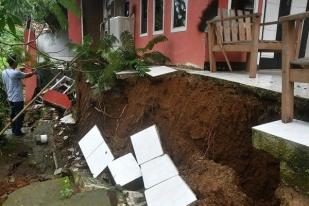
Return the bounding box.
[78,124,197,206]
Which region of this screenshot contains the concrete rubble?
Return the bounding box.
[60,114,76,124]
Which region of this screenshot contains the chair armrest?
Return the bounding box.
[279,11,309,22]
[208,13,260,24]
[260,20,279,26]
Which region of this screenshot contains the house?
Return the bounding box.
[67,0,309,70]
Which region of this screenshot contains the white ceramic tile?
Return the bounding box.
[146,66,177,77]
[79,125,104,159]
[145,175,197,206]
[253,119,309,147]
[85,143,115,178]
[130,125,164,165]
[141,154,179,189]
[108,153,142,186]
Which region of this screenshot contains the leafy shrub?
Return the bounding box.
[59,176,73,199]
[71,32,170,90]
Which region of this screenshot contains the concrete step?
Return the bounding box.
[252,120,309,195]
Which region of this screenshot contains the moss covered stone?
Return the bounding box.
[253,130,309,194]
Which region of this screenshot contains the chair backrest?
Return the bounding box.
[210,9,259,45]
[280,12,309,62]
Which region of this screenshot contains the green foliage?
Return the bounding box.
[0,83,9,131]
[0,26,24,69]
[59,177,73,199]
[0,0,80,35]
[74,32,169,91]
[136,35,170,65]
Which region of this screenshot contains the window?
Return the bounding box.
[228,0,255,12]
[153,0,164,34]
[171,0,188,32]
[141,0,148,36]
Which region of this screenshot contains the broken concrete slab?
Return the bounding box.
[108,153,142,187]
[144,175,197,206]
[130,125,164,165]
[124,190,147,206]
[146,66,177,77]
[72,168,113,192]
[79,125,114,178]
[60,114,76,124]
[85,143,114,178]
[78,126,106,159]
[115,70,138,79]
[141,154,178,189]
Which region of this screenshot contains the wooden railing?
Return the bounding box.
[207,9,282,78]
[280,11,309,123]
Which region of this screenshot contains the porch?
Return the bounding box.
[186,69,309,100]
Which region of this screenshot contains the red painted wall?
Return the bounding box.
[67,0,264,68]
[68,0,82,44]
[131,0,210,68]
[23,28,37,103]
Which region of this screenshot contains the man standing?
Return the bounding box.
[2,54,36,136]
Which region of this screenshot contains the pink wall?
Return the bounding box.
[68,0,82,44]
[131,0,210,68]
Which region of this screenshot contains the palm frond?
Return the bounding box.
[143,51,171,65]
[144,35,168,51]
[120,31,135,54]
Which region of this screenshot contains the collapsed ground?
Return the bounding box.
[76,72,300,206]
[1,71,309,205]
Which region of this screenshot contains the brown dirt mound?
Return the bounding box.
[76,72,281,205]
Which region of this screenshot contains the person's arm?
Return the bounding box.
[24,71,36,78]
[14,70,36,79]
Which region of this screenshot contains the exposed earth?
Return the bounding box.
[1,72,309,205]
[76,72,284,205]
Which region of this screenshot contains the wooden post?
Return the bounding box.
[281,21,296,123]
[249,15,260,78]
[208,23,217,72]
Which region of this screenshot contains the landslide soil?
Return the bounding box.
[76,72,281,206]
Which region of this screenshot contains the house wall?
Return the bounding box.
[130,0,210,68]
[131,0,264,69]
[68,0,82,44]
[67,0,265,68]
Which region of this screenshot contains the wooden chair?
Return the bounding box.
[207,9,282,78]
[279,12,309,123]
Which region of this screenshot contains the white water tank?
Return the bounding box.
[107,16,134,45]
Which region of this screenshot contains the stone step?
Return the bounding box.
[252,120,309,194]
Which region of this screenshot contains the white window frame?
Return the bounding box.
[228,0,259,13]
[140,0,148,37]
[171,0,188,33]
[153,0,165,35]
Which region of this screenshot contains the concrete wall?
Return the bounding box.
[37,30,74,61]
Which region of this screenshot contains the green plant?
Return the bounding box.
[73,32,170,91]
[0,0,80,35]
[59,176,73,199]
